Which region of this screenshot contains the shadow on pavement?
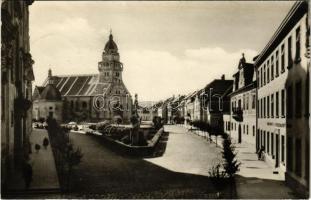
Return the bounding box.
[235,174,299,199]
[66,133,234,199]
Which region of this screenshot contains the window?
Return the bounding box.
[264,97,266,117]
[288,36,293,69]
[267,96,270,118]
[260,99,264,118]
[260,67,263,87]
[276,50,279,77]
[281,135,285,163]
[116,72,120,77]
[287,136,293,171]
[253,126,255,136]
[271,56,274,80]
[296,81,302,117]
[276,92,279,118]
[258,100,260,118]
[70,101,74,109]
[247,125,249,135]
[243,124,245,134]
[267,60,270,83]
[281,89,285,117]
[76,101,80,111]
[264,64,266,85]
[295,138,302,176]
[258,70,261,88]
[287,85,293,118]
[246,94,249,110]
[267,132,270,153]
[263,131,266,151]
[295,26,301,63]
[82,101,87,109]
[281,44,285,73]
[271,94,274,118]
[252,94,256,109]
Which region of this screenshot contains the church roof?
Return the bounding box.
[104,33,118,53]
[42,74,108,96]
[40,84,62,101]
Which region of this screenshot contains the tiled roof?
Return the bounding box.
[42,74,111,97]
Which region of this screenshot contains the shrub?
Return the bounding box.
[152,116,163,130]
[222,134,241,178]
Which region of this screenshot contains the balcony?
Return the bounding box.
[232,107,243,122]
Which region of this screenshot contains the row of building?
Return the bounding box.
[145,1,309,197]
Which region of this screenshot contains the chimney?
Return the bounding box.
[221,74,225,80]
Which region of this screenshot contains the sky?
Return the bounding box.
[30,1,294,101]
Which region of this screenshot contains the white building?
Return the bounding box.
[254,1,309,196]
[224,55,257,147]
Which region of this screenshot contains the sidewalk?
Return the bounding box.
[234,140,298,199]
[29,128,60,190]
[179,124,298,198]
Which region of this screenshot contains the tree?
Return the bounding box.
[222,134,241,178]
[222,134,240,198]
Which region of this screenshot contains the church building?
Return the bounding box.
[33,33,133,123]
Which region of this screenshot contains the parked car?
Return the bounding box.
[67,122,77,129]
[43,122,48,129]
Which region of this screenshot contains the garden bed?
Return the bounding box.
[90,128,164,156]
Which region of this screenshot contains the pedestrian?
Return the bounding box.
[43,137,49,149]
[23,160,33,189]
[35,144,41,153]
[257,146,265,160]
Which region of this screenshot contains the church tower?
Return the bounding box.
[94,32,132,122]
[98,32,123,84]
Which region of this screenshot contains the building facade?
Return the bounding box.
[224,55,257,146]
[33,33,133,123]
[254,1,309,196]
[202,75,233,131]
[1,0,35,191]
[32,71,63,122]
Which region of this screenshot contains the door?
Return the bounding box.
[256,129,259,151]
[238,124,242,143]
[275,132,280,168]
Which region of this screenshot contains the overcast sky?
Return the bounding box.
[30,1,294,101]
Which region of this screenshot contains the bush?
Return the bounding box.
[96,120,111,132]
[152,116,163,130]
[208,163,227,189]
[222,134,241,178]
[88,124,96,130]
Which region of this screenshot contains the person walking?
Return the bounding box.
[43,137,49,149]
[257,146,265,160]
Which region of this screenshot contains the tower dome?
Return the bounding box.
[104,32,118,53]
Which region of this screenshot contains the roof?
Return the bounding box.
[104,34,118,53]
[40,84,62,101]
[42,74,102,96]
[203,79,234,95]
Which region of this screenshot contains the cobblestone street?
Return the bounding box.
[67,125,223,198]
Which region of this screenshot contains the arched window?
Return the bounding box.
[82,101,87,109]
[76,101,80,111]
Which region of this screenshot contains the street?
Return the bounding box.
[67,125,224,198]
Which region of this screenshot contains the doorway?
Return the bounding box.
[238,124,242,143]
